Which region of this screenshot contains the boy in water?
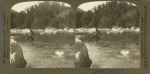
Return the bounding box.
[25,29,36,44]
[91,28,101,45]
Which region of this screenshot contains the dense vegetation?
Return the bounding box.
[10,1,140,29]
[76,1,140,29]
[10,1,75,29]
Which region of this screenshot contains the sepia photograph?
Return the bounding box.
[75,1,140,68]
[10,1,75,68]
[0,0,149,73]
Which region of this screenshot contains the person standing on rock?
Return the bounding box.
[25,29,36,44]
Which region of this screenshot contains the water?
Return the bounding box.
[78,31,139,44]
[77,31,140,68]
[11,32,75,68]
[11,30,140,68]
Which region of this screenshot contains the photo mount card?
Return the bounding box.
[0,0,149,73]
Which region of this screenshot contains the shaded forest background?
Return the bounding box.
[10,1,140,29]
[10,1,75,29]
[76,1,140,29]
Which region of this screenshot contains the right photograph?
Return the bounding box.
[75,1,140,68]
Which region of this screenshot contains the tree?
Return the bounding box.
[92,1,140,28]
[81,10,93,28]
[14,11,26,29]
[92,5,103,28]
[10,10,17,29]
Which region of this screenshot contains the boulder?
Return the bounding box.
[75,37,92,68]
[10,39,27,68]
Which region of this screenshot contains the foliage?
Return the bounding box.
[79,1,140,28]
[10,10,17,29]
[10,1,140,29]
[10,1,75,29]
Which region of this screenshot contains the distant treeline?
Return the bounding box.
[10,1,75,29]
[76,1,140,29]
[10,1,140,29]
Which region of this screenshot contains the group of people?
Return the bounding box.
[26,28,101,45]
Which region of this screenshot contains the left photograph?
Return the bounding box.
[10,1,75,68]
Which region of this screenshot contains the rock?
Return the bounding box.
[10,39,27,68]
[75,37,92,68]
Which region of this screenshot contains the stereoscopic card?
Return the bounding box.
[0,0,149,73]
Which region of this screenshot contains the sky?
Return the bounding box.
[11,1,137,12]
[78,1,107,12]
[12,1,42,12]
[11,1,71,12]
[78,1,137,12]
